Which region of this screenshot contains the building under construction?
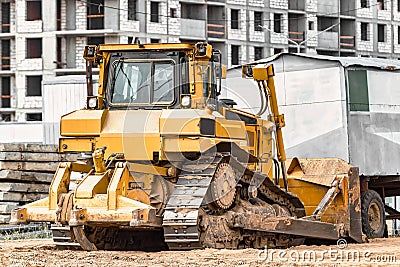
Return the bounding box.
[1,0,400,124]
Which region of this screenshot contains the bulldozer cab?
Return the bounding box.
[84,42,224,110]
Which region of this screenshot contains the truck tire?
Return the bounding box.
[361,190,385,238]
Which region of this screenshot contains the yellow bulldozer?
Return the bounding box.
[11,42,385,250]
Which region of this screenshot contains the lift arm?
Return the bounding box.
[243,64,288,191]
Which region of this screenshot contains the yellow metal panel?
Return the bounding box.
[285,158,353,225]
[245,125,258,159]
[162,137,247,153]
[107,163,130,210]
[221,65,227,79]
[215,118,247,139]
[98,43,195,52]
[258,120,275,174]
[287,178,348,224]
[189,61,205,97]
[160,109,214,136]
[60,110,108,136]
[75,171,110,199]
[160,117,200,135]
[128,163,168,176]
[70,162,93,173]
[163,137,204,152]
[10,198,56,224]
[98,110,163,160]
[102,110,161,135]
[96,135,161,161]
[224,107,259,120]
[48,163,71,210]
[97,53,110,98]
[73,195,153,224]
[252,66,269,81]
[59,138,94,152]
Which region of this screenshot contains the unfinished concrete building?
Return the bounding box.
[1,0,400,123]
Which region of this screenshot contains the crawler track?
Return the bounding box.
[163,155,306,250]
[50,225,80,248]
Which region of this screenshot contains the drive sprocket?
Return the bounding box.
[206,162,237,210]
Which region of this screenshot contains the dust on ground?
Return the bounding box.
[1,238,400,267]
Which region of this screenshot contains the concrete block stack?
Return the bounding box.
[0,144,79,223]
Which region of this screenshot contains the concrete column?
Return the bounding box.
[105,0,119,30]
[66,37,76,68]
[139,1,147,33]
[41,0,57,75]
[42,0,57,32]
[66,0,76,30]
[42,34,57,75]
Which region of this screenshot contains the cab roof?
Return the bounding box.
[98,43,196,52]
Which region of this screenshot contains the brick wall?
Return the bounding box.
[306,15,318,48]
[15,0,43,33]
[10,76,16,109]
[61,0,67,30]
[357,22,373,52]
[227,43,247,68]
[15,37,42,71]
[146,1,168,35]
[120,0,140,32]
[228,8,247,41]
[15,72,42,111]
[227,0,247,6]
[378,8,391,21]
[249,0,265,7]
[394,1,400,22]
[394,25,400,54]
[10,39,16,71]
[75,0,86,31]
[270,12,288,45]
[378,24,392,53]
[75,37,86,69]
[356,0,374,19]
[270,0,288,10]
[10,1,16,33]
[249,10,265,42]
[305,0,317,12]
[168,0,180,37]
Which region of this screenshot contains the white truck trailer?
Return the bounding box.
[225,53,400,222]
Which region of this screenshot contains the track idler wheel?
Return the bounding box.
[361,190,385,238]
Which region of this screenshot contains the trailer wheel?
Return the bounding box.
[361,190,385,238]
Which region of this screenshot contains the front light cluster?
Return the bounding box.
[87,97,98,109]
[181,95,191,108]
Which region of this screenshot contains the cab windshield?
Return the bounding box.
[111,60,174,105]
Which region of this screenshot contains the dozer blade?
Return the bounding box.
[284,158,363,243]
[231,214,342,241]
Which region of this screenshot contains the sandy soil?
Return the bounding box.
[1,238,400,267]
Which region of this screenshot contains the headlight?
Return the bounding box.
[181,95,191,108]
[88,97,98,109]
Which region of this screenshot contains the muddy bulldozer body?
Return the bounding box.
[11,43,384,250]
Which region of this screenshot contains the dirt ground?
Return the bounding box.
[1,238,400,267]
